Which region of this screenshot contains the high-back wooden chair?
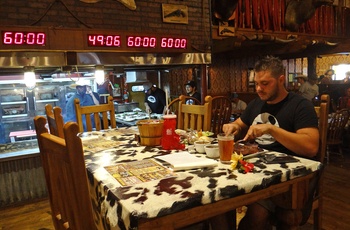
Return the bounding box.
[315,94,330,164]
[309,94,329,230]
[326,108,349,163]
[34,116,95,230]
[74,95,116,132]
[272,95,329,230]
[210,96,232,135]
[45,104,64,138]
[177,95,212,131]
[165,96,201,115]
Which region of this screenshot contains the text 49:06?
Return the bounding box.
[88,35,186,48]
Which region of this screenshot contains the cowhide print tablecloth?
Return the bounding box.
[81,128,321,230]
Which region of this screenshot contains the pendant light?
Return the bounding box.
[23,66,36,89]
[95,65,105,85]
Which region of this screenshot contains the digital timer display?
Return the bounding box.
[160,37,187,49]
[1,31,46,46]
[87,33,187,50]
[0,27,189,52]
[127,36,157,48]
[87,34,121,47]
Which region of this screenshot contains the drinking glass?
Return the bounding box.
[217,133,234,164]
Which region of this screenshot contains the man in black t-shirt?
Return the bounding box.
[184,80,201,104]
[143,82,166,114]
[217,56,319,230]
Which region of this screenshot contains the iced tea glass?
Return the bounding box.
[217,133,234,164]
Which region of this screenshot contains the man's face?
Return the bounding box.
[325,71,333,78]
[76,86,87,95]
[185,85,194,94]
[232,98,239,103]
[254,70,281,102]
[145,87,152,95]
[296,78,304,83]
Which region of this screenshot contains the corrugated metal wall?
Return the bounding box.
[0,154,48,207]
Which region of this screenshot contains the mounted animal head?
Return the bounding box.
[285,0,334,32]
[212,0,239,22]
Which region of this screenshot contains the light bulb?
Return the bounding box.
[24,67,36,89]
[95,69,105,85]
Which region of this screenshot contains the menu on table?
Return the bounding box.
[104,159,176,186]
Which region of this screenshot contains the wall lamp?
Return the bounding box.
[95,65,105,85]
[23,66,36,89]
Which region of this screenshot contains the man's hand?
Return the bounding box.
[144,102,152,114]
[223,123,241,137]
[243,124,273,140]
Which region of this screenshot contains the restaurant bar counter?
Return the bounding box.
[81,128,322,230]
[0,140,47,208]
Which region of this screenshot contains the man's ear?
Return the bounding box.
[278,75,285,84]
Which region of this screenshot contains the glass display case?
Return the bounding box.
[0,78,98,144]
[0,86,32,143]
[33,85,61,116]
[0,87,28,118]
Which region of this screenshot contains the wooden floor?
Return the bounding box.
[0,151,349,230]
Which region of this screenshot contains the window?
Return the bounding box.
[131,85,145,92]
[332,64,350,80]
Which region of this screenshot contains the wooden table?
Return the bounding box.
[81,128,321,230]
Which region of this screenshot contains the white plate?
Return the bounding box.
[123,117,135,122]
[135,115,148,120]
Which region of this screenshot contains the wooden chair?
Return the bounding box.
[326,108,350,163]
[210,96,232,136]
[272,94,329,230]
[74,95,116,132]
[182,95,201,105]
[309,94,329,230]
[34,116,95,230]
[177,95,212,131]
[45,104,64,138]
[166,98,181,115]
[165,96,201,115]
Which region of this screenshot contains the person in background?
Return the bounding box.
[184,80,201,104]
[143,82,166,114]
[230,92,247,115]
[320,69,334,84]
[339,86,350,109]
[211,56,319,230]
[343,71,350,83]
[318,74,325,84]
[86,85,100,105]
[65,80,95,131]
[295,74,307,88]
[296,75,319,101]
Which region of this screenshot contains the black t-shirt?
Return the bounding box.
[240,92,318,155]
[144,88,166,114]
[186,92,201,104]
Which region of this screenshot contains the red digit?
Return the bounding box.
[3,32,13,44]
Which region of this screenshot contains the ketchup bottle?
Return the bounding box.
[161,114,184,150]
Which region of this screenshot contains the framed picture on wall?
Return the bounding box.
[162,4,188,24]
